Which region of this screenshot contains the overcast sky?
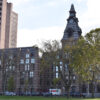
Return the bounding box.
[7,0,100,47]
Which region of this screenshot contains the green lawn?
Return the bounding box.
[0,96,99,100]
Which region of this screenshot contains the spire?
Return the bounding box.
[70,4,76,13]
[61,4,82,44]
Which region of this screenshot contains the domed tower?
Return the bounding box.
[61,4,82,48]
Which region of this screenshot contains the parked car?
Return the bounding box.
[62,92,74,97]
[49,89,61,96]
[43,92,52,97]
[73,92,86,97]
[62,92,85,97]
[0,92,3,96]
[24,92,31,96]
[4,91,16,96]
[62,93,68,96]
[31,92,42,96]
[16,92,24,96]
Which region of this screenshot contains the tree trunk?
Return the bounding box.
[65,85,71,98]
[92,84,95,98]
[92,71,95,98]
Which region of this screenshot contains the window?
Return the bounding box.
[82,84,87,93]
[53,66,55,72]
[72,86,76,92]
[73,76,76,80]
[12,66,15,71]
[26,59,29,64]
[65,53,69,58]
[31,58,35,64]
[29,78,33,85]
[66,76,68,79]
[25,65,27,71]
[25,65,30,71]
[56,55,59,59]
[60,61,63,65]
[56,73,58,78]
[6,68,8,72]
[56,66,58,72]
[9,55,13,59]
[26,53,29,58]
[9,66,12,70]
[65,64,68,71]
[27,65,30,71]
[60,66,62,71]
[20,78,24,85]
[30,72,34,78]
[20,59,24,64]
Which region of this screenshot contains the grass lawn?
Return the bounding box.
[0,96,100,100]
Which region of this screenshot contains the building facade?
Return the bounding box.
[0,0,18,49]
[0,47,40,93]
[61,4,100,97]
[0,2,99,97]
[5,3,18,48]
[40,4,82,93]
[40,4,100,97]
[0,0,7,49]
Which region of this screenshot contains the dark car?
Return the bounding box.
[31,92,41,96]
[62,92,85,97]
[72,92,86,97]
[62,92,74,97]
[16,92,24,96]
[24,92,31,96]
[62,93,68,96]
[0,92,3,96]
[43,92,52,97]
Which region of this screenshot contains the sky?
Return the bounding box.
[7,0,100,47]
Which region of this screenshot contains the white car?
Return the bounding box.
[4,91,16,96]
[49,89,61,96]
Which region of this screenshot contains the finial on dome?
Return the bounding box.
[70,4,76,13]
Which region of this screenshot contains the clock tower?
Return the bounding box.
[61,4,82,48]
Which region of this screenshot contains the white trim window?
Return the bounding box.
[60,66,62,71]
[31,58,35,64]
[26,53,29,58]
[20,59,24,64]
[30,72,34,78]
[56,73,59,78]
[26,59,29,64]
[56,66,58,72]
[25,65,30,71]
[27,65,30,71]
[25,65,27,71]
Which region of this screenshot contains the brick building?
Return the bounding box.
[40,3,82,93]
[0,47,40,93]
[0,0,18,49]
[5,3,18,48]
[0,2,99,97]
[40,4,100,97]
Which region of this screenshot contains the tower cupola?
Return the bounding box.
[69,4,76,17]
[61,4,82,47]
